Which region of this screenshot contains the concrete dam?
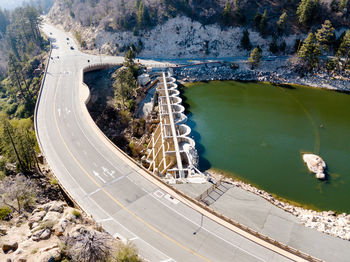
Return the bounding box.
[143,72,207,184]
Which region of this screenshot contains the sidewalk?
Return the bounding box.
[174,182,350,262]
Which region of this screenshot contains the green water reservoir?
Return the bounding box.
[183,81,350,212]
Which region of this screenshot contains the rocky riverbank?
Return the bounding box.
[0,166,141,261]
[209,170,350,241]
[173,59,350,92]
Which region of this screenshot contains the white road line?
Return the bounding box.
[86,193,172,261]
[102,166,116,178]
[109,175,126,185]
[97,217,113,223]
[154,190,165,198]
[148,191,267,262]
[129,237,139,241]
[93,170,106,183]
[87,188,101,197]
[160,259,175,262]
[164,194,179,205]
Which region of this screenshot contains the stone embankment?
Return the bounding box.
[173,60,350,92]
[211,172,350,241]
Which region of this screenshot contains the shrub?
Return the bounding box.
[49,177,59,186]
[0,206,12,220]
[115,242,141,262]
[72,209,81,218]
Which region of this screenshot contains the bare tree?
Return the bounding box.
[0,174,36,214]
[65,228,114,262]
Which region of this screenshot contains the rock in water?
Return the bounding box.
[303,154,326,180]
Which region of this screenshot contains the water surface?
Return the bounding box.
[183,81,350,212]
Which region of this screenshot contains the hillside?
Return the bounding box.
[47,0,350,58]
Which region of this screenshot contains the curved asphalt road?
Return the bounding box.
[36,23,294,262]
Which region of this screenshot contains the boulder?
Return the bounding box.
[29,211,47,225]
[38,248,61,262]
[0,226,7,236]
[38,243,59,253]
[48,202,66,213]
[32,228,51,241]
[43,211,61,222]
[2,242,18,254]
[53,218,69,234]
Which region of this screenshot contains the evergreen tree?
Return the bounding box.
[315,20,335,52]
[259,10,268,35]
[277,12,287,35]
[222,1,232,25]
[296,0,319,26]
[253,12,261,28]
[0,8,9,35]
[0,114,37,173]
[337,30,350,70]
[248,47,262,69]
[240,29,251,50]
[233,0,245,24]
[269,35,278,54]
[339,0,348,11]
[298,33,321,70]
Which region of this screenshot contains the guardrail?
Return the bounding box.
[34,41,52,152]
[196,178,223,202]
[33,42,85,210]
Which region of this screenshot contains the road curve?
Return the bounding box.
[36,22,300,262]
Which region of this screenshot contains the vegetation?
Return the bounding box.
[57,0,350,35]
[0,174,36,214]
[248,47,262,69]
[0,114,39,173]
[113,49,138,107]
[277,12,287,35]
[0,205,12,220]
[298,33,321,70]
[315,20,335,52]
[72,209,81,218]
[0,5,48,118]
[240,29,251,51]
[296,0,319,27]
[337,30,350,70]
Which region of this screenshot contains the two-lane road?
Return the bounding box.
[36,23,296,262]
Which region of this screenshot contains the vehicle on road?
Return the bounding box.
[70,46,74,50]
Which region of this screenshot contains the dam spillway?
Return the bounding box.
[144,72,207,184]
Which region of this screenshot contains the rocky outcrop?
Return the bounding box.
[173,61,350,92]
[0,200,113,261]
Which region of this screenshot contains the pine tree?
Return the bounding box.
[248,47,262,69]
[240,29,251,50]
[296,0,319,26]
[222,1,232,25]
[337,30,350,70]
[315,20,335,52]
[298,33,321,70]
[277,12,287,35]
[259,10,268,35]
[253,12,261,28]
